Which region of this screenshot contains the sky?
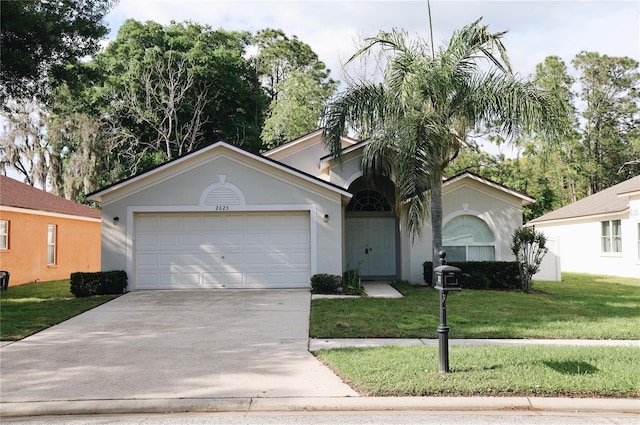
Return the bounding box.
[104,0,639,155]
[105,0,640,83]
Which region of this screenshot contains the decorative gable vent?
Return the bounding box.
[199,175,246,207]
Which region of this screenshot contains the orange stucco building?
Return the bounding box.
[0,176,101,286]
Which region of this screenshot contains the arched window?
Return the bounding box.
[346,190,391,212]
[443,215,495,261]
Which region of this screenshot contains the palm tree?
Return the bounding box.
[322,18,562,275]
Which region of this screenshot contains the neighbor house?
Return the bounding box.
[87,129,534,290]
[0,176,102,286]
[529,175,640,279]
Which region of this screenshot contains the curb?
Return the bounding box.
[2,397,639,418]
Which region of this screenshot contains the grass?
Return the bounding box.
[310,273,640,339]
[0,279,118,340]
[315,345,640,398]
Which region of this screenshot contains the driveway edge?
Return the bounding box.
[1,396,638,418]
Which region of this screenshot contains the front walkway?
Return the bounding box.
[311,281,404,299]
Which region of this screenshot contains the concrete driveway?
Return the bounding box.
[0,290,357,405]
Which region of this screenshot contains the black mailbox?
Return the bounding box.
[434,264,462,291]
[433,251,462,291]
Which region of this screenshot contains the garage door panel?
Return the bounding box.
[137,234,158,247]
[137,254,157,266]
[180,233,202,246]
[202,272,224,286]
[197,253,222,265]
[158,216,180,228]
[287,252,310,265]
[134,212,310,289]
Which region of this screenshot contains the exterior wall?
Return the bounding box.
[328,152,364,188]
[535,206,639,279]
[266,130,357,179]
[329,151,528,285]
[405,179,524,284]
[99,150,345,289]
[266,138,329,178]
[0,208,101,285]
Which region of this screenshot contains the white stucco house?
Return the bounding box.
[87,129,534,290]
[529,175,640,279]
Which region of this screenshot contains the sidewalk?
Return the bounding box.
[309,338,640,351]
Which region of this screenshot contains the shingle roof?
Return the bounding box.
[0,175,101,219]
[528,175,640,224]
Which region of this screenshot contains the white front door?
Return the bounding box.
[345,217,397,277]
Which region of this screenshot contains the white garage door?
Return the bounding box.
[134,211,310,289]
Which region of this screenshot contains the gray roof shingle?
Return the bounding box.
[529,175,640,224]
[0,176,101,219]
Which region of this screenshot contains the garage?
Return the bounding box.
[88,142,349,291]
[134,211,311,289]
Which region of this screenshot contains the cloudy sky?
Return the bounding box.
[105,0,640,83]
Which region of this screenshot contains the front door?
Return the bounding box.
[345,217,397,278]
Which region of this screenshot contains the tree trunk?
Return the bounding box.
[431,177,443,283]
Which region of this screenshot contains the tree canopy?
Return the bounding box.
[255,29,337,149]
[0,0,116,104]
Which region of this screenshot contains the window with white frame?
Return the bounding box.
[637,223,640,261]
[0,220,8,250]
[601,220,622,253]
[443,215,495,261]
[47,224,57,265]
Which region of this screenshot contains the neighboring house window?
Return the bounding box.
[47,224,57,265]
[601,220,622,253]
[637,223,640,261]
[443,215,495,261]
[0,220,8,250]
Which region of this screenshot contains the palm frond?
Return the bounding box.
[321,83,387,160]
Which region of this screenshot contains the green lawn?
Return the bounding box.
[310,273,640,339]
[0,279,118,340]
[315,345,640,398]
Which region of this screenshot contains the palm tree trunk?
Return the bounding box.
[431,178,443,283]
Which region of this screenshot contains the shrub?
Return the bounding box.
[70,270,128,297]
[342,269,364,295]
[423,261,520,290]
[511,226,548,293]
[310,274,341,294]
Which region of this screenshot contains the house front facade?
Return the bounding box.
[0,176,102,286]
[529,175,640,279]
[88,130,533,290]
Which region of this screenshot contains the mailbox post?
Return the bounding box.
[433,251,462,373]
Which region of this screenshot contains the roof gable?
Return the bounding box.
[87,141,351,203]
[265,129,359,161]
[529,175,640,224]
[0,176,101,219]
[443,172,535,205]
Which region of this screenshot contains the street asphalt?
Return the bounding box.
[1,287,638,418]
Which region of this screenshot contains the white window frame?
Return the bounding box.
[0,220,8,250]
[601,220,622,254]
[47,224,57,265]
[443,215,496,262]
